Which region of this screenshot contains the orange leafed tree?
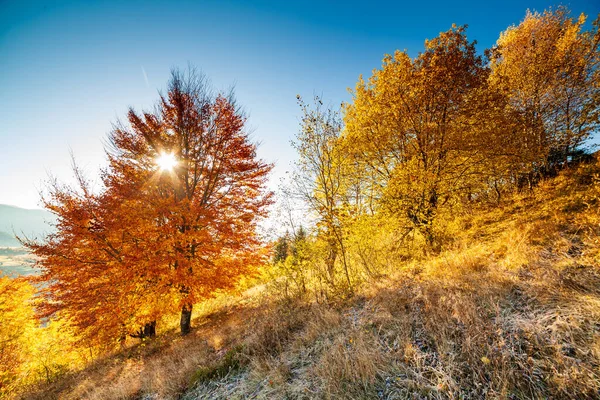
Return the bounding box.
[25,169,171,346]
[27,68,273,342]
[103,68,273,334]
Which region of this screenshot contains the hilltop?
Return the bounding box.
[21,155,600,399]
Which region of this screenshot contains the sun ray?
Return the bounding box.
[156,152,177,171]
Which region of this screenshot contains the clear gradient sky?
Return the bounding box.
[1,0,598,209]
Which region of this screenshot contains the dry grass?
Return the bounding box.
[20,158,600,399]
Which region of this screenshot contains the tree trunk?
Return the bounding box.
[494,180,501,204]
[180,303,193,335]
[130,320,157,339]
[337,235,352,292]
[325,242,337,286]
[143,320,156,337]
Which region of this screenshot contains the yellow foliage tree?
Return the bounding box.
[343,25,487,247]
[292,96,353,289]
[0,277,37,394]
[0,276,88,396]
[489,8,600,179]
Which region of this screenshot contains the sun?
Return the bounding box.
[156,152,177,171]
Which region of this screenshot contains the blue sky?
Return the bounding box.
[0,0,598,209]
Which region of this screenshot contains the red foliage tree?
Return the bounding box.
[106,69,273,334]
[26,68,273,343]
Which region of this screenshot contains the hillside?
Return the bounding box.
[0,232,19,248]
[0,204,55,245]
[0,205,54,276]
[21,157,600,399]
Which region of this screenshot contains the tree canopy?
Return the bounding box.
[26,68,273,340]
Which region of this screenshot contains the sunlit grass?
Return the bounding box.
[19,157,600,399]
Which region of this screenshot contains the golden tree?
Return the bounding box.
[343,25,487,247]
[292,96,353,289]
[0,277,37,393]
[489,8,600,180]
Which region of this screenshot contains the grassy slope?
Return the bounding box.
[23,157,600,400]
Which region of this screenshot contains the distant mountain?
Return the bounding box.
[0,231,20,247]
[0,204,56,246]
